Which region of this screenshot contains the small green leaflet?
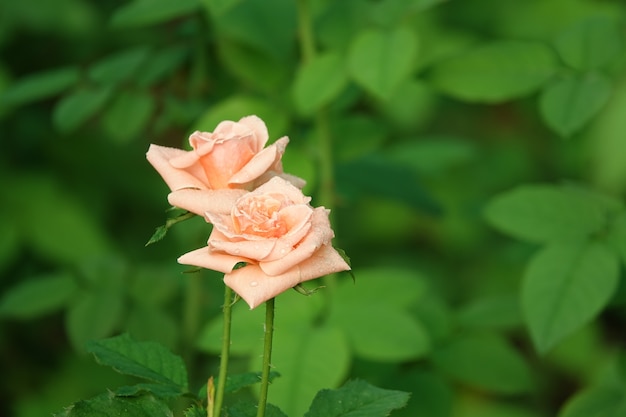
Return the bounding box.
[146,209,195,246]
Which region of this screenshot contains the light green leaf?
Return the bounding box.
[254,324,351,417]
[432,334,533,394]
[292,52,348,115]
[184,405,206,417]
[558,386,626,417]
[540,72,612,138]
[484,184,607,243]
[111,0,200,28]
[86,333,188,391]
[457,294,523,330]
[66,290,125,351]
[304,379,410,417]
[0,66,79,108]
[522,240,620,353]
[554,16,624,71]
[429,40,557,102]
[607,211,626,266]
[348,27,419,100]
[53,85,113,133]
[332,115,388,161]
[0,272,77,319]
[101,90,155,143]
[89,47,152,84]
[54,392,172,417]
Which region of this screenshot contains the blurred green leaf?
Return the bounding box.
[0,66,79,108]
[0,272,77,319]
[332,115,388,161]
[348,26,419,100]
[484,184,607,243]
[432,334,533,394]
[304,379,410,417]
[522,240,620,353]
[398,371,453,417]
[292,52,348,115]
[101,90,155,143]
[184,405,206,417]
[607,212,626,266]
[111,0,200,28]
[554,16,624,71]
[136,46,189,87]
[86,333,188,390]
[126,306,178,349]
[558,386,626,417]
[387,136,476,176]
[457,294,523,330]
[540,72,612,138]
[429,40,557,102]
[378,79,436,130]
[203,0,243,16]
[54,392,172,417]
[53,85,113,133]
[254,324,350,417]
[89,47,152,85]
[66,291,125,351]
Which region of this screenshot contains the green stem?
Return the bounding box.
[256,297,276,417]
[182,273,202,371]
[214,285,234,417]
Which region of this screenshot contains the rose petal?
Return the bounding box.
[277,172,307,189]
[228,137,289,186]
[177,246,250,274]
[248,176,311,205]
[168,188,247,217]
[261,205,313,261]
[238,115,269,150]
[209,238,276,260]
[146,144,209,190]
[259,207,334,276]
[224,244,351,309]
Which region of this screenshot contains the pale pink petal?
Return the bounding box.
[261,206,313,261]
[238,115,269,150]
[168,189,247,217]
[209,238,276,260]
[224,244,351,309]
[259,207,334,276]
[147,144,209,190]
[228,137,289,186]
[277,172,307,189]
[248,176,311,205]
[177,246,250,274]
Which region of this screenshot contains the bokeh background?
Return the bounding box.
[2,0,626,416]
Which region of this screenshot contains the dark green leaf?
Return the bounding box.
[86,333,188,390]
[554,16,624,71]
[137,46,189,87]
[432,334,533,394]
[101,90,155,143]
[0,66,79,108]
[348,27,419,100]
[522,240,620,353]
[226,400,288,417]
[89,47,152,84]
[0,272,77,319]
[304,379,410,417]
[540,72,612,137]
[53,85,113,133]
[146,210,195,246]
[558,386,626,417]
[115,383,184,399]
[66,291,125,351]
[457,294,523,330]
[292,52,348,115]
[54,392,172,417]
[111,0,201,28]
[429,40,557,102]
[225,371,280,393]
[184,405,206,417]
[607,211,626,266]
[484,184,607,243]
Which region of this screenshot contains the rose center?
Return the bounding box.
[232,194,290,238]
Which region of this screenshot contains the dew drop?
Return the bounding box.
[250,281,258,287]
[280,248,286,254]
[233,248,241,254]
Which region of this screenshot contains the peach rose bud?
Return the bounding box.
[177,176,351,308]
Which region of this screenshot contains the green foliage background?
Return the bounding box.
[1,0,626,416]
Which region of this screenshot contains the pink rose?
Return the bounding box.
[146,115,304,215]
[177,176,351,308]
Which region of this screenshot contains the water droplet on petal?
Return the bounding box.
[280,248,286,254]
[250,281,258,287]
[233,248,241,254]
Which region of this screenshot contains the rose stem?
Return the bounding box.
[256,297,276,417]
[214,285,234,417]
[182,273,202,376]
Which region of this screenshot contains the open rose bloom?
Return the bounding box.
[177,177,351,308]
[147,115,304,215]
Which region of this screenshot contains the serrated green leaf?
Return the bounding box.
[54,392,173,417]
[184,405,206,417]
[66,290,125,351]
[86,333,188,390]
[558,386,626,417]
[432,334,533,394]
[111,0,200,28]
[292,52,348,115]
[554,16,624,71]
[53,85,113,133]
[226,401,288,417]
[89,47,152,84]
[429,40,557,102]
[146,211,195,246]
[0,272,77,319]
[304,379,410,417]
[540,72,612,138]
[348,27,419,100]
[225,371,280,394]
[0,66,79,108]
[102,90,155,143]
[522,240,620,353]
[484,184,607,243]
[116,383,184,399]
